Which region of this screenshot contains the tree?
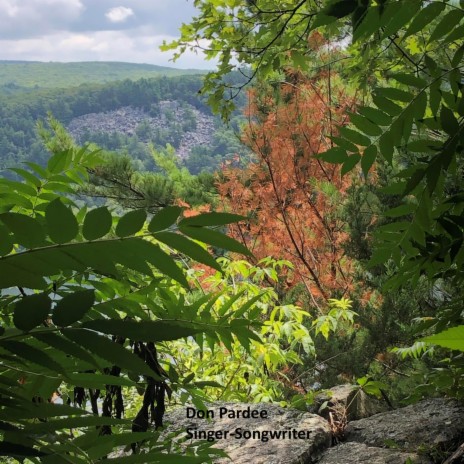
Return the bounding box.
[218,70,354,307]
[169,0,464,396]
[0,144,266,461]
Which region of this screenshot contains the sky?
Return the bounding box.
[0,0,214,69]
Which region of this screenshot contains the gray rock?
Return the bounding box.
[345,398,464,456]
[309,384,389,422]
[317,442,431,464]
[163,402,332,464]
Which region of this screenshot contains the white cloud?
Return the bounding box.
[0,31,215,69]
[0,0,85,39]
[105,6,134,23]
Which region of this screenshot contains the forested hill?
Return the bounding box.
[0,60,205,92]
[0,62,247,174]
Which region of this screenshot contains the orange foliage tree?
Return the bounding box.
[218,71,355,308]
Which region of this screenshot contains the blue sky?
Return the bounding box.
[0,0,213,69]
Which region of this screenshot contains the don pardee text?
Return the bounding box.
[186,427,313,443]
[186,406,268,419]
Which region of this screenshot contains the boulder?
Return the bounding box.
[345,398,464,461]
[163,402,332,464]
[317,442,431,464]
[309,384,389,422]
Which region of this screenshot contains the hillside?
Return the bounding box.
[0,61,206,92]
[0,64,247,174]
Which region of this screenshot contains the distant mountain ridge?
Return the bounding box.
[0,60,207,90]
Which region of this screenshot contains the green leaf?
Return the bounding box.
[358,107,392,126]
[33,331,100,369]
[429,10,464,42]
[440,107,460,135]
[372,95,402,116]
[82,207,112,240]
[154,232,221,272]
[324,0,357,19]
[0,442,46,459]
[148,206,183,233]
[52,289,95,327]
[389,73,427,88]
[349,113,382,136]
[329,136,359,152]
[339,127,371,146]
[62,328,160,379]
[0,213,46,248]
[23,416,127,434]
[382,0,421,37]
[452,45,464,67]
[422,325,464,352]
[179,225,252,256]
[379,132,394,164]
[66,373,136,389]
[13,293,52,331]
[0,223,13,256]
[1,340,65,373]
[193,380,223,388]
[352,5,380,43]
[403,2,445,40]
[407,139,442,152]
[129,238,188,287]
[9,168,41,188]
[115,209,147,237]
[0,403,88,421]
[0,261,47,289]
[361,145,377,177]
[443,23,464,44]
[47,150,72,174]
[311,0,357,28]
[384,203,416,218]
[342,154,361,176]
[318,147,348,163]
[45,199,78,244]
[375,87,413,102]
[179,212,247,227]
[82,319,204,343]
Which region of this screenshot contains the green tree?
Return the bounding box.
[168,0,464,397]
[0,142,266,461]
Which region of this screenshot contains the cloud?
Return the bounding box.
[0,30,215,69]
[105,6,134,23]
[0,1,216,69]
[0,0,85,39]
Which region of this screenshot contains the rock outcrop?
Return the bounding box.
[67,103,216,159]
[345,398,464,454]
[164,402,331,464]
[317,442,431,464]
[160,396,463,464]
[309,384,389,421]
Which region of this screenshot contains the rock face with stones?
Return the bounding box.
[161,396,464,464]
[163,402,331,464]
[317,442,432,464]
[345,398,464,455]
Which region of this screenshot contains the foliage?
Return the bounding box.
[171,0,464,398]
[160,257,356,408]
[80,143,218,213]
[0,73,235,171]
[217,70,354,306]
[0,144,266,462]
[0,61,204,92]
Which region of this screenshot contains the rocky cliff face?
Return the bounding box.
[160,394,464,464]
[67,102,216,159]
